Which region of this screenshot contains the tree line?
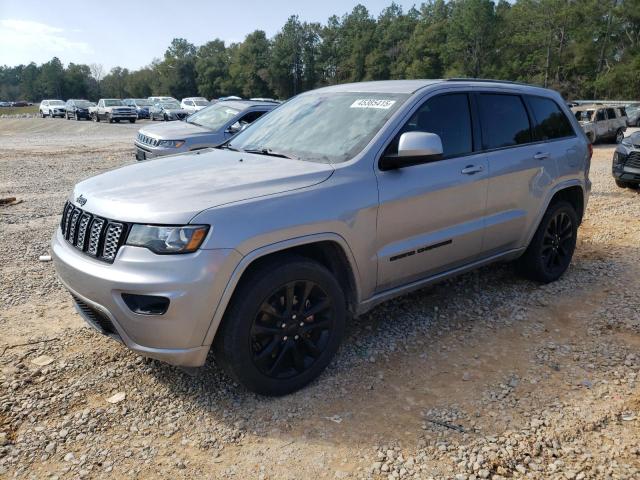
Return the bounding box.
[1,0,639,103]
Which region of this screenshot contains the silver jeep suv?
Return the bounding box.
[52,80,591,395]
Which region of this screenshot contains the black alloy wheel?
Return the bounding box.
[540,211,574,277]
[250,280,334,379]
[517,200,578,283]
[214,255,346,396]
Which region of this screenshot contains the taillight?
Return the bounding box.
[587,142,593,160]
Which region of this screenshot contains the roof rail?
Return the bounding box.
[445,78,537,87]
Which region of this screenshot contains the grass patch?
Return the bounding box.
[0,105,40,116]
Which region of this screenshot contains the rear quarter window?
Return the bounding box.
[478,94,531,149]
[527,96,575,141]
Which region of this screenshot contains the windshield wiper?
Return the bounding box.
[243,148,298,160]
[217,144,242,152]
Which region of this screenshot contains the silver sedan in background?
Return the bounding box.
[135,100,278,160]
[149,101,189,121]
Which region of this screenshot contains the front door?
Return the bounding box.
[375,92,488,291]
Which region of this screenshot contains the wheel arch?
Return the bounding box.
[525,182,586,249]
[202,233,361,347]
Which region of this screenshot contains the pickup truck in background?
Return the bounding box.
[90,99,137,123]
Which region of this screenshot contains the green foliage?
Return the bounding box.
[1,0,639,102]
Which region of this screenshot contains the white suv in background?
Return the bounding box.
[39,100,66,118]
[148,96,178,104]
[181,97,210,114]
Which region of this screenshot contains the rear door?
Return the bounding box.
[375,91,488,291]
[595,109,608,138]
[480,92,565,254]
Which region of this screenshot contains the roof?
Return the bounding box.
[221,100,279,110]
[571,104,618,111]
[311,78,554,95]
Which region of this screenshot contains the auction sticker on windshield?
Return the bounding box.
[350,99,396,109]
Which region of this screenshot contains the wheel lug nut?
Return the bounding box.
[292,314,297,320]
[283,336,288,341]
[281,323,286,328]
[294,335,299,340]
[299,322,304,327]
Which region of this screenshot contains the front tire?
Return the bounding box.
[517,200,578,283]
[214,256,346,396]
[129,119,136,123]
[615,129,625,144]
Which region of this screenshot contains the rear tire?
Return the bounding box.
[516,200,578,283]
[129,119,136,123]
[615,129,625,144]
[213,255,346,396]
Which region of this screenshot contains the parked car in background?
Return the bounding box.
[135,99,277,160]
[572,104,627,143]
[148,96,178,104]
[123,98,153,119]
[181,97,210,114]
[91,99,137,123]
[217,96,242,101]
[54,79,590,395]
[612,131,640,189]
[0,101,11,107]
[65,99,93,120]
[39,100,66,118]
[625,104,640,127]
[149,101,188,121]
[11,100,29,107]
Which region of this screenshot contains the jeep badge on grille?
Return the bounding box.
[76,194,87,206]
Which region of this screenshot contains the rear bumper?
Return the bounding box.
[52,227,241,366]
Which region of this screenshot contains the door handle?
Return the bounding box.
[534,152,550,160]
[461,165,484,175]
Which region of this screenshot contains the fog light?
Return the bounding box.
[122,293,170,315]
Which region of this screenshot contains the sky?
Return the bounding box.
[0,0,418,71]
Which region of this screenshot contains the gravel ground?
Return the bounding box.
[1,118,639,479]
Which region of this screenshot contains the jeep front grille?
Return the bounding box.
[137,133,160,147]
[60,201,128,263]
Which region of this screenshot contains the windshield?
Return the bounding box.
[50,100,65,106]
[194,100,209,106]
[228,92,409,163]
[135,99,152,106]
[187,103,241,130]
[104,99,123,107]
[75,100,92,107]
[574,110,594,122]
[160,102,180,109]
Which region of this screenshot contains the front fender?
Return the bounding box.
[200,232,362,347]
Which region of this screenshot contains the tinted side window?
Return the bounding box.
[478,94,531,149]
[239,110,267,125]
[527,96,575,140]
[596,110,606,121]
[388,93,473,158]
[606,108,616,119]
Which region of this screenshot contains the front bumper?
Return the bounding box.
[134,142,188,160]
[109,113,137,119]
[52,227,241,366]
[612,151,640,184]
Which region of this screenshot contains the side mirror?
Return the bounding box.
[380,132,443,170]
[226,122,241,134]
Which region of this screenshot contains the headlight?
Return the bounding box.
[126,225,209,254]
[621,139,632,147]
[157,140,185,148]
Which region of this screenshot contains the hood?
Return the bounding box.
[139,121,212,140]
[71,149,334,224]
